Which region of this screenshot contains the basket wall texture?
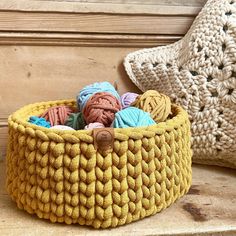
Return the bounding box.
[124,0,236,168]
[6,99,192,228]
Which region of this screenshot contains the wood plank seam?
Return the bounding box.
[0,32,182,46]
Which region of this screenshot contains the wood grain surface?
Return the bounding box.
[0,45,140,119]
[0,11,194,35]
[36,0,206,6]
[1,161,235,235]
[0,127,8,160]
[0,0,207,47]
[0,0,206,14]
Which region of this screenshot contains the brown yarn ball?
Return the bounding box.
[131,90,171,122]
[83,92,121,127]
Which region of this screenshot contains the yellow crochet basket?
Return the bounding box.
[6,99,192,228]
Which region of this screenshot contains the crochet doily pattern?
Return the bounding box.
[124,0,236,168]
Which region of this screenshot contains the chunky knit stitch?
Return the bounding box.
[6,99,192,228]
[124,0,236,168]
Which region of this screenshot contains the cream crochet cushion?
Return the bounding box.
[124,0,236,168]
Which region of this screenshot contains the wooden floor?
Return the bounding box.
[0,161,236,236]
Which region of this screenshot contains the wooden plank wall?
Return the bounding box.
[0,0,207,158]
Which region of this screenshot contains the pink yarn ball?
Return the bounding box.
[85,122,105,130]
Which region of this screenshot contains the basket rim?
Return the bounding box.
[8,99,189,138]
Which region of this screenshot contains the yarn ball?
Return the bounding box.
[83,92,122,127]
[40,105,74,126]
[77,81,120,110]
[132,90,171,123]
[65,112,86,130]
[49,125,75,131]
[120,92,139,108]
[28,116,51,128]
[113,107,155,128]
[85,122,105,130]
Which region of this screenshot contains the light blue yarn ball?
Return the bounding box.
[77,82,120,110]
[113,107,156,128]
[28,116,51,128]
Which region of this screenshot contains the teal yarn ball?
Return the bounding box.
[113,107,156,128]
[28,116,51,128]
[65,112,86,130]
[77,81,120,110]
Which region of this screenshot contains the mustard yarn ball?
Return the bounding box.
[132,90,171,122]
